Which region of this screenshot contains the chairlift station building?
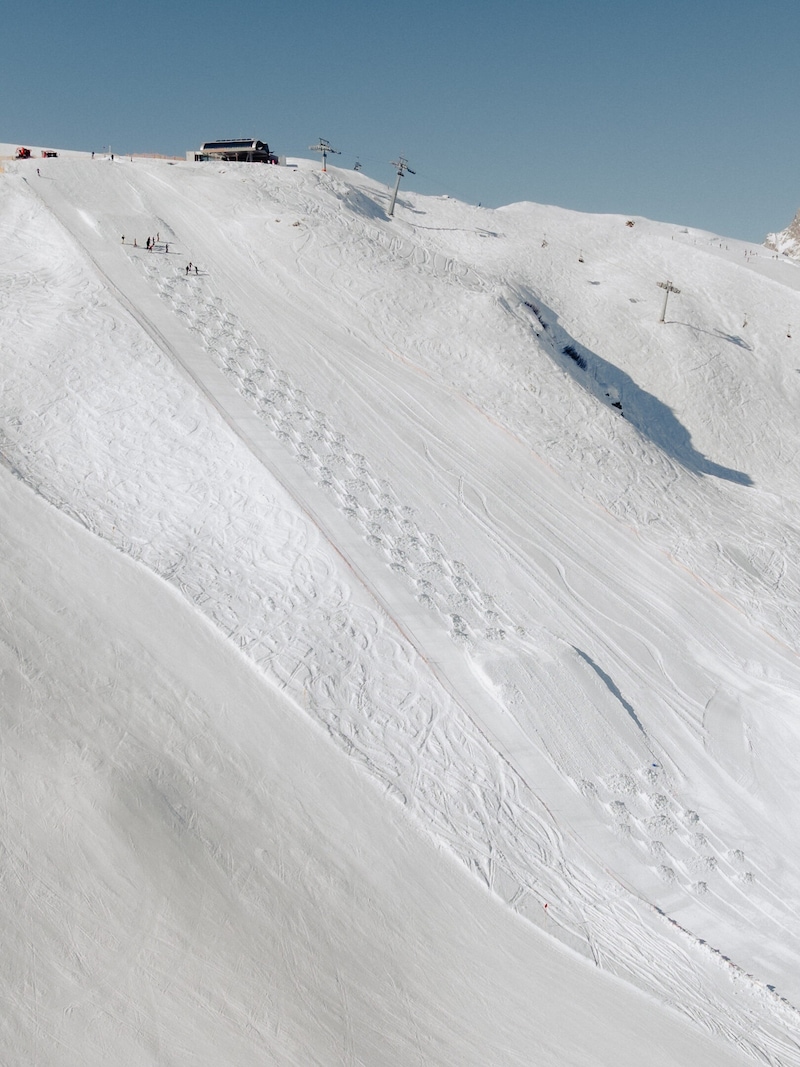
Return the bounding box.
[188,138,279,164]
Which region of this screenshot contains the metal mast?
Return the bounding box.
[309,138,340,172]
[387,156,415,217]
[656,280,681,323]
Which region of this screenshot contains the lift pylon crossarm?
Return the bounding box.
[390,157,415,176]
[309,139,341,172]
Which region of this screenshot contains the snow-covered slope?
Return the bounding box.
[3,147,800,1065]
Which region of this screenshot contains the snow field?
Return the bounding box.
[3,151,800,1063]
[6,465,745,1067]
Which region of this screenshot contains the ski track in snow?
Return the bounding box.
[3,159,800,1063]
[401,202,800,645]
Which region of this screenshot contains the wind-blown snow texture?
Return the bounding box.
[3,146,800,1066]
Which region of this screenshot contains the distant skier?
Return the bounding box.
[165,243,169,254]
[36,168,40,176]
[121,235,125,243]
[194,265,198,275]
[185,264,190,275]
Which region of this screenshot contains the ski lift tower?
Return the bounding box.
[657,280,681,323]
[387,156,415,217]
[309,138,340,172]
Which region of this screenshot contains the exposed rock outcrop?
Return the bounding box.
[765,208,800,257]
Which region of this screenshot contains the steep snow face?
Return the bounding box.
[3,150,800,1065]
[7,468,753,1067]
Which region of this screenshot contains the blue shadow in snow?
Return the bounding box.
[574,649,646,735]
[519,291,753,486]
[670,321,752,351]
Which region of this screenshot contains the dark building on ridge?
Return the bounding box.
[189,138,279,164]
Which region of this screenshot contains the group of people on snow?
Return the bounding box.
[120,233,202,274]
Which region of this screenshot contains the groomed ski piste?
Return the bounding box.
[3,143,800,1066]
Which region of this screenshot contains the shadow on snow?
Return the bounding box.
[517,290,753,486]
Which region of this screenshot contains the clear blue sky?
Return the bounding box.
[4,0,799,240]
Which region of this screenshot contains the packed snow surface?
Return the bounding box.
[3,145,800,1065]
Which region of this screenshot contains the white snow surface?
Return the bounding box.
[3,146,800,1065]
